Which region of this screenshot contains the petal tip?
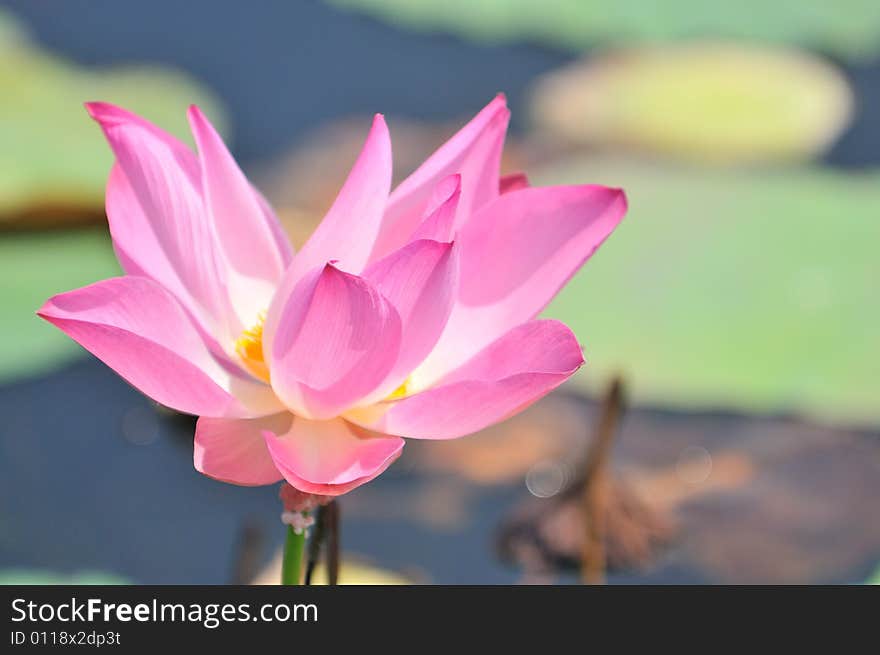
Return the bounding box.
[322,260,343,276]
[186,103,214,129]
[603,185,628,204]
[600,186,629,223]
[83,101,115,123]
[186,103,221,143]
[370,113,389,134]
[539,319,586,372]
[35,294,61,321]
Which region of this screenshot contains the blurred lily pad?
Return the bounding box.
[530,44,852,165]
[252,553,412,585]
[0,10,226,227]
[0,568,129,584]
[309,560,412,585]
[328,0,880,61]
[1,229,120,382]
[534,157,880,425]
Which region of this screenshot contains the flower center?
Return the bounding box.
[235,311,270,383]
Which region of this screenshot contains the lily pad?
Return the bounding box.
[530,44,853,164]
[0,229,120,382]
[0,10,226,226]
[533,158,880,425]
[0,568,129,585]
[308,560,412,585]
[252,553,411,585]
[327,0,880,61]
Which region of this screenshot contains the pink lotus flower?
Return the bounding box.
[38,95,626,496]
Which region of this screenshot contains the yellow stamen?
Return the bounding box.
[235,311,270,383]
[386,377,410,401]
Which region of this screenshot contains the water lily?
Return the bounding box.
[38,95,627,498]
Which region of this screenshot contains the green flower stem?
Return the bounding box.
[281,524,306,585]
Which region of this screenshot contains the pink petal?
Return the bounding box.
[268,264,402,420]
[415,184,626,385]
[194,414,291,485]
[499,172,529,194]
[262,116,392,363]
[262,417,404,496]
[107,163,196,316]
[187,105,288,284]
[291,113,392,277]
[348,320,583,440]
[86,102,201,180]
[371,95,510,260]
[107,165,248,377]
[38,277,282,418]
[88,103,238,341]
[359,238,458,403]
[409,174,461,242]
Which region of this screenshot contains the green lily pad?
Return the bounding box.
[534,158,880,425]
[1,229,120,382]
[0,10,226,225]
[530,44,853,164]
[0,568,129,585]
[327,0,880,61]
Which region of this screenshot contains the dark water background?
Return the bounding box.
[1,0,879,583]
